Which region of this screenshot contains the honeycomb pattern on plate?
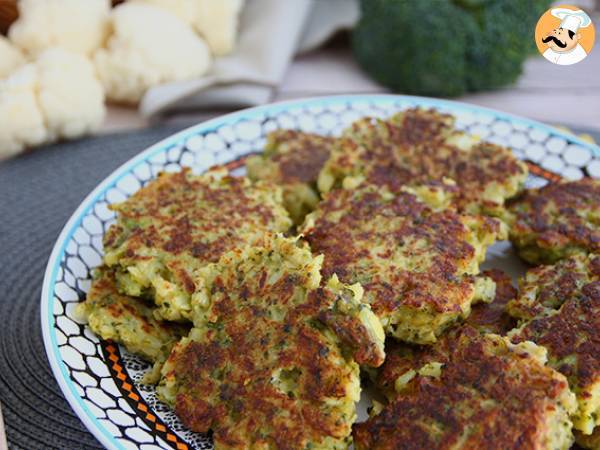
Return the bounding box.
[46,96,600,449]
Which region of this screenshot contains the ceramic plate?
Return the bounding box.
[41,95,600,450]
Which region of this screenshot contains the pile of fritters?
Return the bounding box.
[78,107,600,449]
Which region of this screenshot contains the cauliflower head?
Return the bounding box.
[0,36,25,79]
[0,65,48,158]
[36,48,106,140]
[132,0,244,56]
[9,0,110,56]
[194,0,244,56]
[94,3,212,104]
[0,48,105,159]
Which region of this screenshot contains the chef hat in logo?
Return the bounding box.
[551,8,592,33]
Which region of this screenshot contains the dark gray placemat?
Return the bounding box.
[0,123,598,450]
[0,125,187,450]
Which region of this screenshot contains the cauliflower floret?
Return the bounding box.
[0,36,25,79]
[36,48,105,140]
[0,48,105,159]
[194,0,244,56]
[8,0,110,56]
[132,0,244,56]
[0,65,48,158]
[131,0,199,25]
[94,3,212,104]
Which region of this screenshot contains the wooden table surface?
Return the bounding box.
[103,43,600,133]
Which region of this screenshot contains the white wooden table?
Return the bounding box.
[103,44,600,133]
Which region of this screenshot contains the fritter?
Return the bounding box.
[301,183,505,344]
[318,107,528,215]
[374,270,518,399]
[508,253,600,321]
[246,130,335,224]
[354,326,577,450]
[157,235,385,449]
[78,267,188,383]
[465,269,517,335]
[103,168,292,322]
[507,178,600,265]
[509,254,600,435]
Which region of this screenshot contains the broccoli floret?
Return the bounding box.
[353,0,552,97]
[353,0,476,96]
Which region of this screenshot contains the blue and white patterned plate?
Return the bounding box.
[41,95,600,450]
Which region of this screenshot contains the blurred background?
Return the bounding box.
[0,0,598,159]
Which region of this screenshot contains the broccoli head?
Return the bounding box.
[353,0,552,97]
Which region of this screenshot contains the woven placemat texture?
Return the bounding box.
[0,124,598,450]
[0,125,186,450]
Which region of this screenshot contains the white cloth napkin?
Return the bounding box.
[140,0,359,117]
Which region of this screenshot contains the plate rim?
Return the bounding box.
[40,93,600,450]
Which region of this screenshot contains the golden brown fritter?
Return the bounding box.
[157,235,385,450]
[508,253,600,321]
[507,178,600,265]
[246,130,335,224]
[465,269,517,335]
[78,267,189,383]
[374,271,517,400]
[103,168,291,322]
[354,326,577,450]
[301,184,504,344]
[318,108,528,215]
[509,254,600,435]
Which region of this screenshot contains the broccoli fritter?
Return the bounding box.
[157,235,385,449]
[354,326,577,450]
[78,267,188,383]
[103,168,291,322]
[509,254,600,435]
[246,130,335,224]
[301,183,505,344]
[507,178,600,265]
[318,108,528,215]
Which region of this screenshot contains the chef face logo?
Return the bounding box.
[535,5,595,65]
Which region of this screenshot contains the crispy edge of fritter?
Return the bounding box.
[77,267,189,383]
[465,268,518,335]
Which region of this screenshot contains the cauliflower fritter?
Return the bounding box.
[509,254,600,435]
[103,168,291,322]
[301,184,504,344]
[157,235,384,449]
[318,108,528,215]
[246,130,335,224]
[78,267,188,383]
[354,326,577,450]
[507,178,600,265]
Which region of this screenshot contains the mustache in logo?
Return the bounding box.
[542,35,567,48]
